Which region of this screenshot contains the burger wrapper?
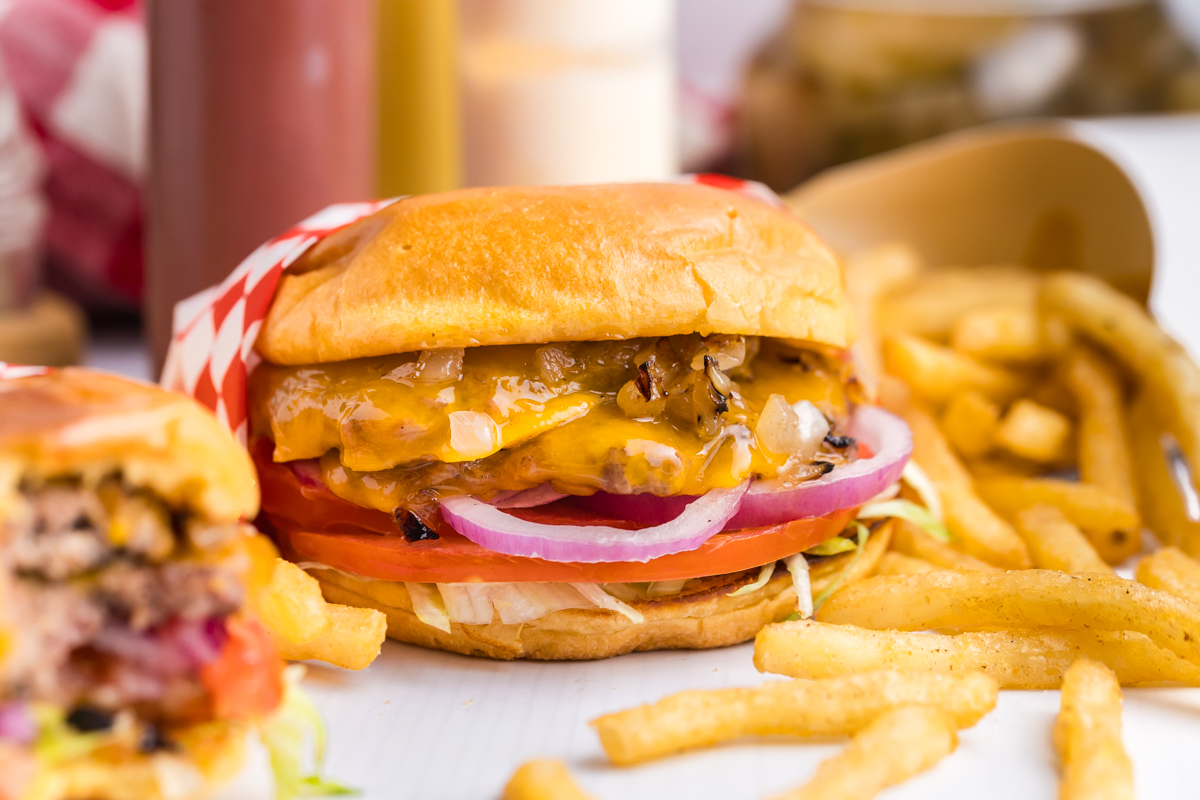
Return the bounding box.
[157,175,785,441]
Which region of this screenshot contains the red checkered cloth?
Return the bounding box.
[0,0,145,308]
[161,176,786,443]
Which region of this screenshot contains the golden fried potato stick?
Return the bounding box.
[769,705,957,800]
[883,334,1027,406]
[1061,345,1141,563]
[951,305,1070,365]
[1136,546,1200,607]
[890,520,999,572]
[993,399,1073,465]
[877,265,1040,341]
[875,551,938,576]
[273,603,387,671]
[754,620,1200,688]
[590,670,998,767]
[815,570,1200,667]
[976,477,1139,560]
[842,243,922,398]
[1015,505,1111,575]
[504,760,596,800]
[1054,660,1134,800]
[939,390,1000,460]
[897,405,1031,568]
[1128,391,1200,555]
[257,558,331,645]
[1043,272,1200,504]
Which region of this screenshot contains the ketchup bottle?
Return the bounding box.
[146,0,376,373]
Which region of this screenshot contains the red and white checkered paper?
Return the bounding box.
[160,176,786,443]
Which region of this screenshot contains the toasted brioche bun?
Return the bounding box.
[0,368,257,522]
[27,720,247,800]
[312,567,799,661]
[257,183,851,365]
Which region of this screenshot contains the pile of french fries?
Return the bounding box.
[503,252,1200,799]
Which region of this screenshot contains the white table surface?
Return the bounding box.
[87,332,1200,800]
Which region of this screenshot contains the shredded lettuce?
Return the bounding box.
[31,705,106,765]
[573,584,644,623]
[805,536,858,556]
[901,460,943,522]
[727,562,776,597]
[783,553,813,619]
[405,583,451,633]
[259,665,356,800]
[857,498,951,542]
[811,521,870,614]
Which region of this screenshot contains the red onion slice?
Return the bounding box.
[439,482,748,563]
[727,405,911,529]
[489,485,569,509]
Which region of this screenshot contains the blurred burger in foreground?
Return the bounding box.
[0,369,333,800]
[250,183,916,660]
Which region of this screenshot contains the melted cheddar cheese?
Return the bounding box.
[249,337,858,518]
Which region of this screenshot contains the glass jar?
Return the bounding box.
[738,0,1200,190]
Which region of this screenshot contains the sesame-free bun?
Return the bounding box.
[311,567,799,661]
[257,183,851,366]
[0,368,257,522]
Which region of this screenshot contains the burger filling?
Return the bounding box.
[252,334,862,524]
[0,475,278,763]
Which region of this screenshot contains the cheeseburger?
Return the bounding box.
[0,369,297,800]
[250,183,912,660]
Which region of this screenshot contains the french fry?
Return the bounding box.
[504,760,596,800]
[965,454,1044,480]
[1029,377,1077,418]
[1054,660,1134,800]
[590,670,998,766]
[883,334,1027,405]
[898,405,1031,568]
[815,570,1200,667]
[1128,391,1200,555]
[993,399,1073,465]
[877,265,1040,341]
[754,620,1200,688]
[770,705,957,800]
[975,477,1139,559]
[951,305,1068,365]
[273,603,387,671]
[843,243,923,397]
[1015,504,1111,574]
[875,551,938,576]
[257,558,331,645]
[1061,344,1141,563]
[939,390,999,460]
[1136,546,1200,607]
[890,520,999,572]
[1043,272,1200,504]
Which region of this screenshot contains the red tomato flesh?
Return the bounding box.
[256,443,857,583]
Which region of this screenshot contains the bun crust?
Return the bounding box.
[0,369,258,522]
[312,567,799,661]
[258,184,851,365]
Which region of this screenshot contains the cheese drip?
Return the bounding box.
[250,337,858,519]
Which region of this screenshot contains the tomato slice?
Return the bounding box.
[257,443,857,583]
[200,617,284,720]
